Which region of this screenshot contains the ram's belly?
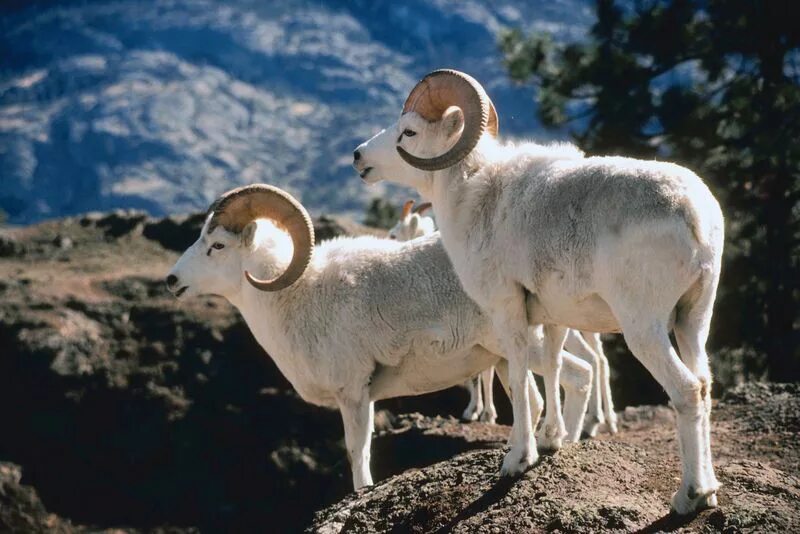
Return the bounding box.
[527,285,621,333]
[368,346,499,402]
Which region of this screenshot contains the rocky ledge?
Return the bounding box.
[310,383,800,533]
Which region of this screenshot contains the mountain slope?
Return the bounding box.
[0,0,592,223]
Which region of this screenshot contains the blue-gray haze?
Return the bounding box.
[0,0,592,224]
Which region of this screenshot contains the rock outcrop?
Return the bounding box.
[310,384,800,533]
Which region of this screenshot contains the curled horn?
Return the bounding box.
[209,184,314,292]
[397,69,497,171]
[401,199,415,218]
[412,202,432,215]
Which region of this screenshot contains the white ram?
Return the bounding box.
[166,184,594,490]
[353,70,724,514]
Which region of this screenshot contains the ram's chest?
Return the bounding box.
[439,236,505,308]
[242,318,338,407]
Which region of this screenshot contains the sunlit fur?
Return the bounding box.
[389,206,497,424]
[167,212,592,490]
[354,107,724,514]
[390,202,617,432]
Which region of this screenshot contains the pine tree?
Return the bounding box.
[364,198,399,230]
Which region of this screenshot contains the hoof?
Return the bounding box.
[478,409,498,424]
[582,414,602,438]
[671,484,719,515]
[500,444,537,477]
[582,422,600,439]
[605,411,619,434]
[461,408,480,422]
[536,424,565,451]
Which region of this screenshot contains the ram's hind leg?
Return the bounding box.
[564,329,605,437]
[479,367,498,423]
[582,331,618,434]
[535,325,568,450]
[673,272,722,508]
[618,315,714,515]
[462,375,484,422]
[558,351,593,443]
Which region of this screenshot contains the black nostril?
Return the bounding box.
[166,274,178,288]
[353,150,361,161]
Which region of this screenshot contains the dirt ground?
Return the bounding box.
[311,384,800,533]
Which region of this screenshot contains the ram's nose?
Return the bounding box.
[166,274,179,290]
[353,149,362,162]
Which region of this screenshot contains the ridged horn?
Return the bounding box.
[397,69,495,171]
[209,184,314,292]
[412,202,432,215]
[401,199,415,218]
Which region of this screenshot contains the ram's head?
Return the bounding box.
[353,69,497,190]
[166,184,314,299]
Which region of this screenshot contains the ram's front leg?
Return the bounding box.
[337,391,375,489]
[490,288,540,477]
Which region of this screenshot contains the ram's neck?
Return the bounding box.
[234,245,322,357]
[233,271,325,393]
[430,161,476,246]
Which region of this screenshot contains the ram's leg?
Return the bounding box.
[582,331,618,434]
[559,352,593,443]
[673,273,721,510]
[337,392,375,489]
[478,367,498,423]
[495,359,542,447]
[536,324,568,451]
[564,329,605,437]
[620,317,713,514]
[491,289,540,476]
[494,358,511,399]
[462,375,484,422]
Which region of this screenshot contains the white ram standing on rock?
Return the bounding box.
[353,69,724,514]
[390,200,618,435]
[166,184,594,490]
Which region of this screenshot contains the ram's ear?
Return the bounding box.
[409,215,419,233]
[241,221,258,247]
[441,106,465,139]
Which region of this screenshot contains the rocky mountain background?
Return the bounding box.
[0,0,593,225]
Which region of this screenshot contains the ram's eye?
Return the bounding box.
[207,242,225,256]
[397,128,417,143]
